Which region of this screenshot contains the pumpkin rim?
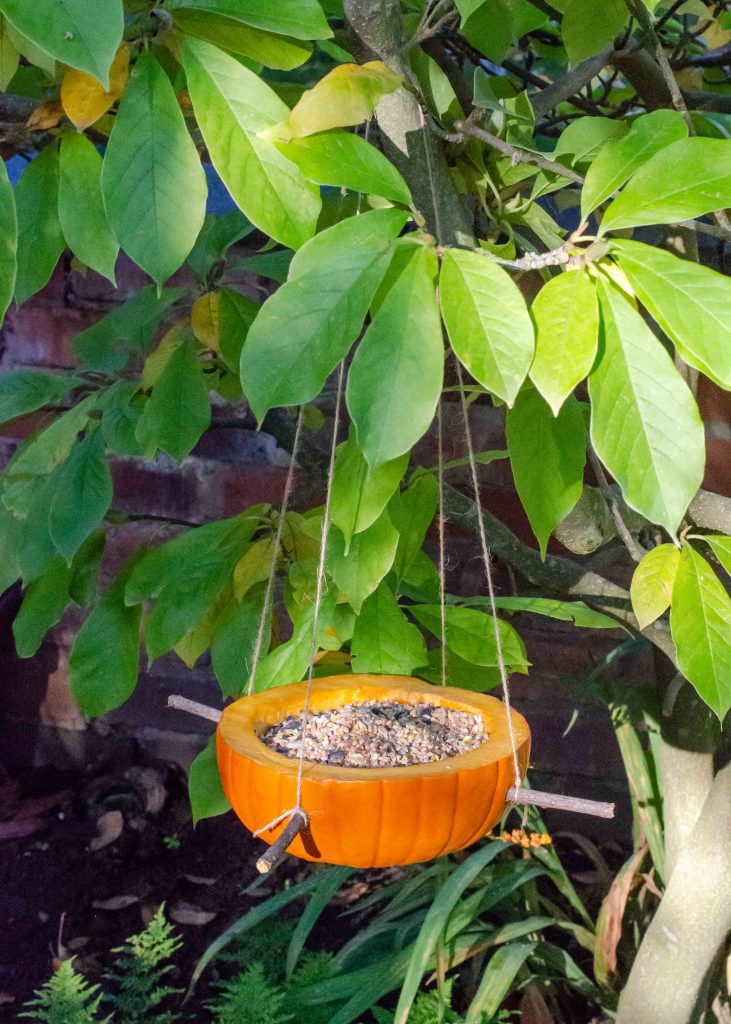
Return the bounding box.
[217,674,530,782]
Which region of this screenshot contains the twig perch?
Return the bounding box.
[167,695,222,723]
[507,786,615,819]
[255,811,309,874]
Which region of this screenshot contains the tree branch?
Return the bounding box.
[628,0,694,132]
[687,489,731,535]
[452,119,585,184]
[588,450,646,563]
[0,93,38,123]
[530,48,614,118]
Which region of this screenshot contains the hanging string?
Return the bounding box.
[254,361,346,836]
[454,360,522,791]
[247,408,305,697]
[436,400,447,687]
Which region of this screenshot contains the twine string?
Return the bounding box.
[454,361,522,791]
[246,408,305,697]
[436,400,447,687]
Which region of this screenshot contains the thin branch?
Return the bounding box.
[530,47,615,118]
[256,811,309,873]
[452,118,586,184]
[672,40,731,68]
[507,786,615,818]
[628,0,695,132]
[0,93,39,123]
[676,218,731,242]
[588,450,647,563]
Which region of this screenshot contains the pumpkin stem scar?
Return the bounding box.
[507,786,615,819]
[255,810,309,873]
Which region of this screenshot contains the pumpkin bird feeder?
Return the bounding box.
[168,365,614,873]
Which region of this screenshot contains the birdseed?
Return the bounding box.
[260,700,487,768]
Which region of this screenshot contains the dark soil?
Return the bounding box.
[0,751,306,1020]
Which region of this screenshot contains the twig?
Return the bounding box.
[530,47,615,118]
[255,810,309,873]
[167,695,222,723]
[507,786,615,818]
[628,0,694,132]
[452,119,586,184]
[673,41,731,68]
[588,450,646,563]
[677,218,731,242]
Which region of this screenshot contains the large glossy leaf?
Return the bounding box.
[351,583,428,674]
[102,52,206,284]
[630,543,680,630]
[276,131,412,206]
[14,146,65,304]
[601,138,731,233]
[135,338,211,464]
[172,10,312,70]
[440,249,534,405]
[48,429,112,563]
[188,736,230,825]
[69,564,142,717]
[59,130,118,283]
[670,545,731,720]
[167,0,331,39]
[388,473,438,584]
[182,36,320,250]
[704,535,731,577]
[0,371,73,426]
[328,511,399,613]
[13,555,73,658]
[211,588,268,697]
[581,110,688,218]
[507,389,586,557]
[330,430,408,550]
[347,246,442,469]
[0,0,123,85]
[529,270,599,415]
[0,156,16,322]
[611,239,731,390]
[240,209,407,420]
[589,278,705,535]
[411,605,529,671]
[273,62,401,140]
[561,0,628,66]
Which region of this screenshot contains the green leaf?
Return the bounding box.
[553,116,628,169]
[561,0,628,67]
[388,473,439,585]
[330,430,409,550]
[347,246,443,469]
[670,545,731,720]
[456,0,513,63]
[181,35,320,250]
[0,15,20,91]
[411,604,529,672]
[491,595,619,628]
[465,944,536,1023]
[167,0,332,40]
[48,429,112,563]
[0,370,73,426]
[14,145,64,304]
[630,543,681,630]
[73,287,185,371]
[172,10,312,70]
[69,564,142,717]
[440,249,534,406]
[601,138,731,233]
[589,278,705,535]
[350,583,428,675]
[704,535,731,577]
[102,51,207,284]
[611,239,731,390]
[529,270,599,415]
[581,110,688,219]
[136,337,211,463]
[328,511,399,613]
[217,288,260,371]
[188,736,231,825]
[0,155,17,322]
[58,130,118,283]
[394,842,504,1024]
[240,209,407,420]
[276,131,412,206]
[507,389,586,557]
[0,0,123,85]
[211,587,269,697]
[100,382,146,457]
[12,555,73,658]
[251,590,337,692]
[68,531,105,606]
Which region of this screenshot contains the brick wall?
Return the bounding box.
[1,254,729,835]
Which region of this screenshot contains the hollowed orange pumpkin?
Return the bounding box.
[216,674,531,868]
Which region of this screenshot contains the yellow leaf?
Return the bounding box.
[269,61,401,141]
[630,544,681,630]
[25,99,64,130]
[191,292,221,350]
[142,320,190,389]
[61,43,130,131]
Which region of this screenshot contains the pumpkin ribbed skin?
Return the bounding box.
[216,674,530,868]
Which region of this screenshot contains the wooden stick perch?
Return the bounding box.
[255,811,309,874]
[507,786,615,819]
[167,695,222,723]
